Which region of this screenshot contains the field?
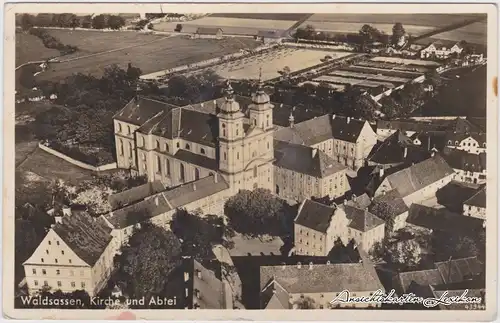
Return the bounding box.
[211,48,350,81]
[154,16,296,35]
[416,21,487,46]
[33,32,260,82]
[209,13,308,21]
[370,56,440,66]
[300,13,486,36]
[16,32,60,66]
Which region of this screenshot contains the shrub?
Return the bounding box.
[28,28,78,55]
[174,24,183,32]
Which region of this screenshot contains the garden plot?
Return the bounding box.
[356,61,432,74]
[342,65,422,79]
[212,48,350,81]
[370,56,441,66]
[314,75,396,88]
[328,70,411,84]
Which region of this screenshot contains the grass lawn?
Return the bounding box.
[420,65,487,117]
[35,34,261,82]
[15,32,60,66]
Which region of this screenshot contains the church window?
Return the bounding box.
[253,119,257,126]
[267,141,270,150]
[166,159,171,176]
[118,139,123,156]
[156,155,161,173]
[185,143,190,150]
[117,123,121,133]
[127,125,131,135]
[484,143,486,148]
[237,152,240,159]
[129,142,133,155]
[195,168,200,180]
[223,152,227,160]
[156,140,160,149]
[254,166,258,178]
[165,143,169,152]
[180,164,185,181]
[200,148,206,155]
[236,129,239,136]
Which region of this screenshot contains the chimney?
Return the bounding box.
[332,114,336,120]
[403,146,408,158]
[193,184,197,191]
[297,262,302,269]
[196,269,202,279]
[312,148,318,158]
[213,100,217,106]
[379,167,385,178]
[154,196,159,206]
[62,206,71,217]
[184,272,189,282]
[352,194,357,201]
[347,117,351,124]
[431,151,435,157]
[200,103,204,108]
[326,260,331,265]
[195,289,201,299]
[343,199,347,205]
[309,262,313,270]
[55,216,63,224]
[289,112,294,128]
[214,173,218,183]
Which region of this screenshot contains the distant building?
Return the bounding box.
[193,27,223,39]
[442,148,486,184]
[294,199,385,256]
[406,204,485,233]
[256,30,283,44]
[259,250,384,309]
[445,132,486,155]
[274,140,349,201]
[374,155,455,206]
[275,114,378,171]
[23,211,115,296]
[463,187,486,220]
[420,41,464,59]
[376,119,449,139]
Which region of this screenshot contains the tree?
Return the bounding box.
[170,209,223,259]
[19,14,35,30]
[174,24,183,32]
[431,230,483,262]
[424,69,443,88]
[80,15,93,28]
[387,239,422,269]
[118,223,182,302]
[108,15,126,30]
[126,63,142,81]
[294,296,317,309]
[369,201,399,234]
[224,188,285,237]
[91,15,107,29]
[391,23,406,45]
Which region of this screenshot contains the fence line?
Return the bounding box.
[38,143,117,172]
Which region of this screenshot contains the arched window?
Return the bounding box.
[483,143,487,148]
[253,119,257,126]
[236,129,239,136]
[180,163,185,181]
[254,166,258,178]
[237,152,240,159]
[127,125,131,135]
[118,139,123,156]
[448,140,452,145]
[165,143,169,152]
[267,141,270,150]
[455,141,459,145]
[156,140,160,149]
[166,159,171,176]
[176,142,180,148]
[223,152,227,160]
[117,123,122,133]
[200,148,206,155]
[195,168,200,180]
[222,123,226,137]
[141,153,146,161]
[156,155,161,173]
[185,143,190,150]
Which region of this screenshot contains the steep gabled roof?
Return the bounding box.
[344,205,385,232]
[109,181,166,210]
[464,187,486,208]
[442,148,486,172]
[114,96,178,126]
[368,130,431,165]
[383,155,454,197]
[369,189,409,219]
[294,199,335,233]
[52,212,113,266]
[260,280,291,309]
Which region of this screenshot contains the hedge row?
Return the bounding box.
[28,28,78,55]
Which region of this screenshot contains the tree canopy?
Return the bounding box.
[391,23,406,45]
[224,188,286,237]
[387,239,422,270]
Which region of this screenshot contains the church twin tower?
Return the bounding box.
[217,79,275,193]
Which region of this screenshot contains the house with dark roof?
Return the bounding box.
[256,30,284,44]
[445,131,486,155]
[374,155,455,206]
[274,114,378,171]
[442,147,486,184]
[259,250,384,309]
[23,211,115,297]
[345,193,371,210]
[368,130,431,168]
[108,181,167,210]
[463,186,486,220]
[274,140,349,202]
[368,189,409,232]
[376,119,450,139]
[406,204,485,234]
[420,41,464,59]
[193,27,223,39]
[294,199,385,255]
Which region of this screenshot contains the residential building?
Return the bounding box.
[374,155,455,206]
[113,82,275,195]
[274,140,349,201]
[275,114,378,171]
[193,27,223,39]
[256,30,284,44]
[259,250,384,309]
[345,193,371,209]
[442,148,486,184]
[445,132,486,154]
[368,189,409,232]
[294,199,385,256]
[463,187,486,220]
[23,211,114,297]
[375,119,449,139]
[420,41,464,59]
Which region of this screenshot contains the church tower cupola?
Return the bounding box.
[219,80,242,114]
[248,67,274,131]
[251,68,271,105]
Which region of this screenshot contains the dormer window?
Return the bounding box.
[165,143,169,152]
[185,144,190,150]
[117,123,121,133]
[200,148,205,155]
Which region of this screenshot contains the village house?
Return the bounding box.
[193,27,223,39]
[113,81,275,195]
[274,140,349,202]
[375,119,449,139]
[259,250,384,309]
[256,30,284,44]
[406,204,485,233]
[274,114,378,171]
[442,148,486,184]
[420,41,464,59]
[445,132,486,155]
[293,199,385,256]
[463,186,486,220]
[23,211,115,297]
[374,154,455,206]
[368,189,409,232]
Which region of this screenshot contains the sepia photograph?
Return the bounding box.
[3,3,498,321]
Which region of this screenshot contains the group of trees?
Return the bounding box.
[224,188,288,237]
[28,28,78,55]
[18,13,126,31]
[370,237,423,271]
